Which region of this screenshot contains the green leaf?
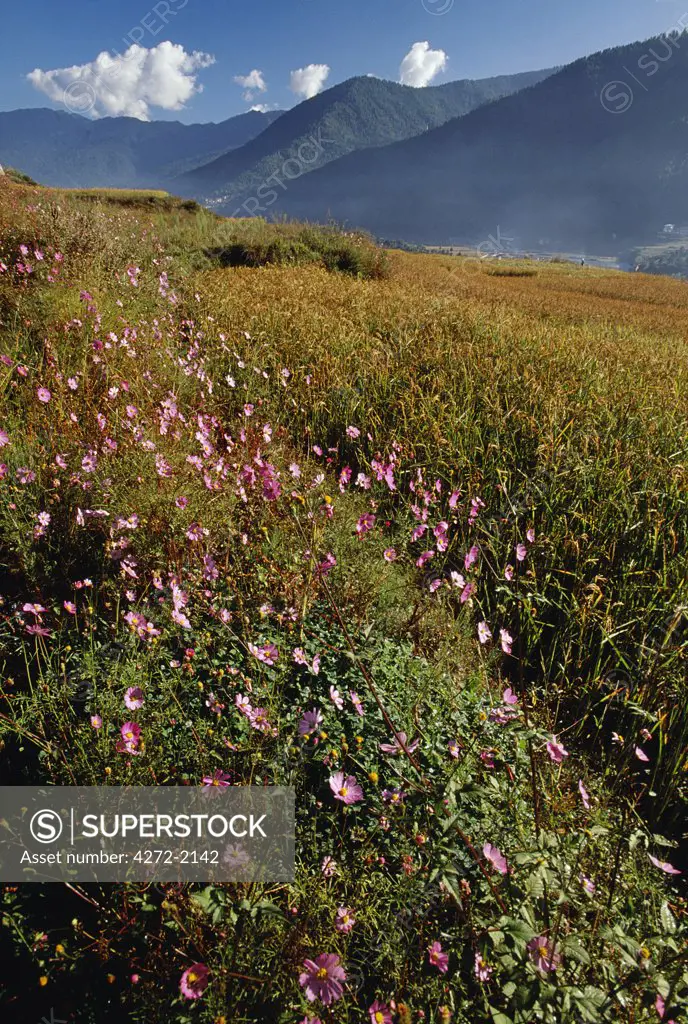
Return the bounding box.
[561,937,591,965]
[660,900,677,934]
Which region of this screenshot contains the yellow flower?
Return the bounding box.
[39,976,48,987]
[368,771,379,784]
[55,944,65,955]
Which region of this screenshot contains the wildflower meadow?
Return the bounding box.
[0,178,686,1023]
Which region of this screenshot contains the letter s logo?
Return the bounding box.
[30,809,63,844]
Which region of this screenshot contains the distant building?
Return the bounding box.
[661,223,688,239]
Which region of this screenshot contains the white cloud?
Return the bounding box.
[290,63,330,100]
[233,68,267,103]
[399,41,447,87]
[27,41,215,120]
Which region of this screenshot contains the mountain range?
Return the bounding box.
[275,36,688,250]
[0,107,282,189]
[176,69,555,212]
[3,35,688,251]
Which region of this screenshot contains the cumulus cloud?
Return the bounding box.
[233,68,267,103]
[27,41,215,120]
[290,64,330,100]
[399,41,447,87]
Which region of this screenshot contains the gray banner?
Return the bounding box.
[0,786,294,883]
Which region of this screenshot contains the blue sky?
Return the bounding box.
[2,0,686,122]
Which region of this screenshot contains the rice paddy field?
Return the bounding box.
[0,178,686,1023]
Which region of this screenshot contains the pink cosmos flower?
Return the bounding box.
[448,739,462,759]
[635,746,650,762]
[321,856,337,877]
[124,686,144,710]
[527,527,536,543]
[379,732,419,756]
[179,963,209,1000]
[499,629,513,655]
[428,940,449,973]
[175,496,188,509]
[503,687,518,705]
[329,686,344,710]
[248,641,279,666]
[329,771,363,805]
[299,709,324,738]
[655,987,675,1019]
[37,387,51,403]
[299,953,346,1005]
[23,603,46,616]
[416,549,434,568]
[648,853,681,875]
[120,721,141,748]
[346,426,360,438]
[483,842,509,875]
[202,769,231,788]
[349,690,365,716]
[464,545,480,570]
[580,874,596,895]
[515,543,527,562]
[334,907,355,933]
[578,779,591,809]
[369,1000,393,1024]
[0,429,8,447]
[505,564,514,581]
[356,513,376,538]
[383,548,397,562]
[90,714,102,729]
[316,552,337,577]
[546,736,568,763]
[478,620,492,644]
[382,787,405,806]
[26,623,51,637]
[527,934,561,973]
[474,952,493,982]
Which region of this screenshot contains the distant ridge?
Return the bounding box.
[176,69,556,211]
[275,35,688,250]
[0,107,283,189]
